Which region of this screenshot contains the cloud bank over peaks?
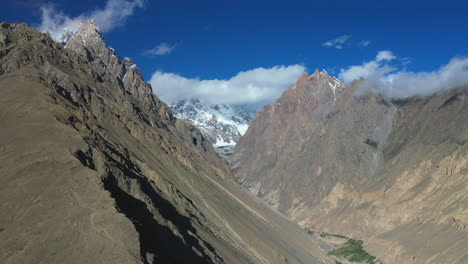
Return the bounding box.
[149,65,306,109]
[38,0,144,42]
[340,51,468,99]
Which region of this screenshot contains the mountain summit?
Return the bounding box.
[171,99,255,147]
[232,67,468,264]
[66,20,103,46]
[65,20,154,105]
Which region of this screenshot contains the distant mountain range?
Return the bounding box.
[170,99,255,147]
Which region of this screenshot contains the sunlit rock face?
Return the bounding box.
[232,67,468,264]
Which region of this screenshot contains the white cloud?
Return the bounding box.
[376,50,396,62]
[144,43,176,56]
[149,65,306,108]
[360,40,371,47]
[38,0,144,42]
[339,61,390,84]
[38,6,82,42]
[323,34,351,49]
[339,51,468,99]
[339,51,396,83]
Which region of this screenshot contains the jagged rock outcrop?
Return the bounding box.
[0,22,334,264]
[232,70,468,264]
[65,21,153,105]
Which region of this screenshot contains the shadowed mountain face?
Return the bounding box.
[232,70,468,264]
[0,22,334,264]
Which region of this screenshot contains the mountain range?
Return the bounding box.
[1,19,467,264]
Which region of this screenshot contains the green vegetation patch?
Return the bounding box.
[328,239,379,264]
[364,138,378,149]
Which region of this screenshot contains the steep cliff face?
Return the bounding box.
[232,69,349,208]
[232,70,468,264]
[0,22,334,264]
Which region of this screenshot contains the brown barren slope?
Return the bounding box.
[0,22,333,264]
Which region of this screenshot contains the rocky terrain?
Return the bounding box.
[2,19,467,264]
[170,99,255,147]
[232,70,468,264]
[0,21,336,264]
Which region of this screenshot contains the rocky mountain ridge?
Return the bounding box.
[0,21,334,264]
[232,68,468,264]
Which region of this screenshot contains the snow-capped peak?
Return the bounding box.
[171,99,255,147]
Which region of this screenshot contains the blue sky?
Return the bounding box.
[2,0,468,107]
